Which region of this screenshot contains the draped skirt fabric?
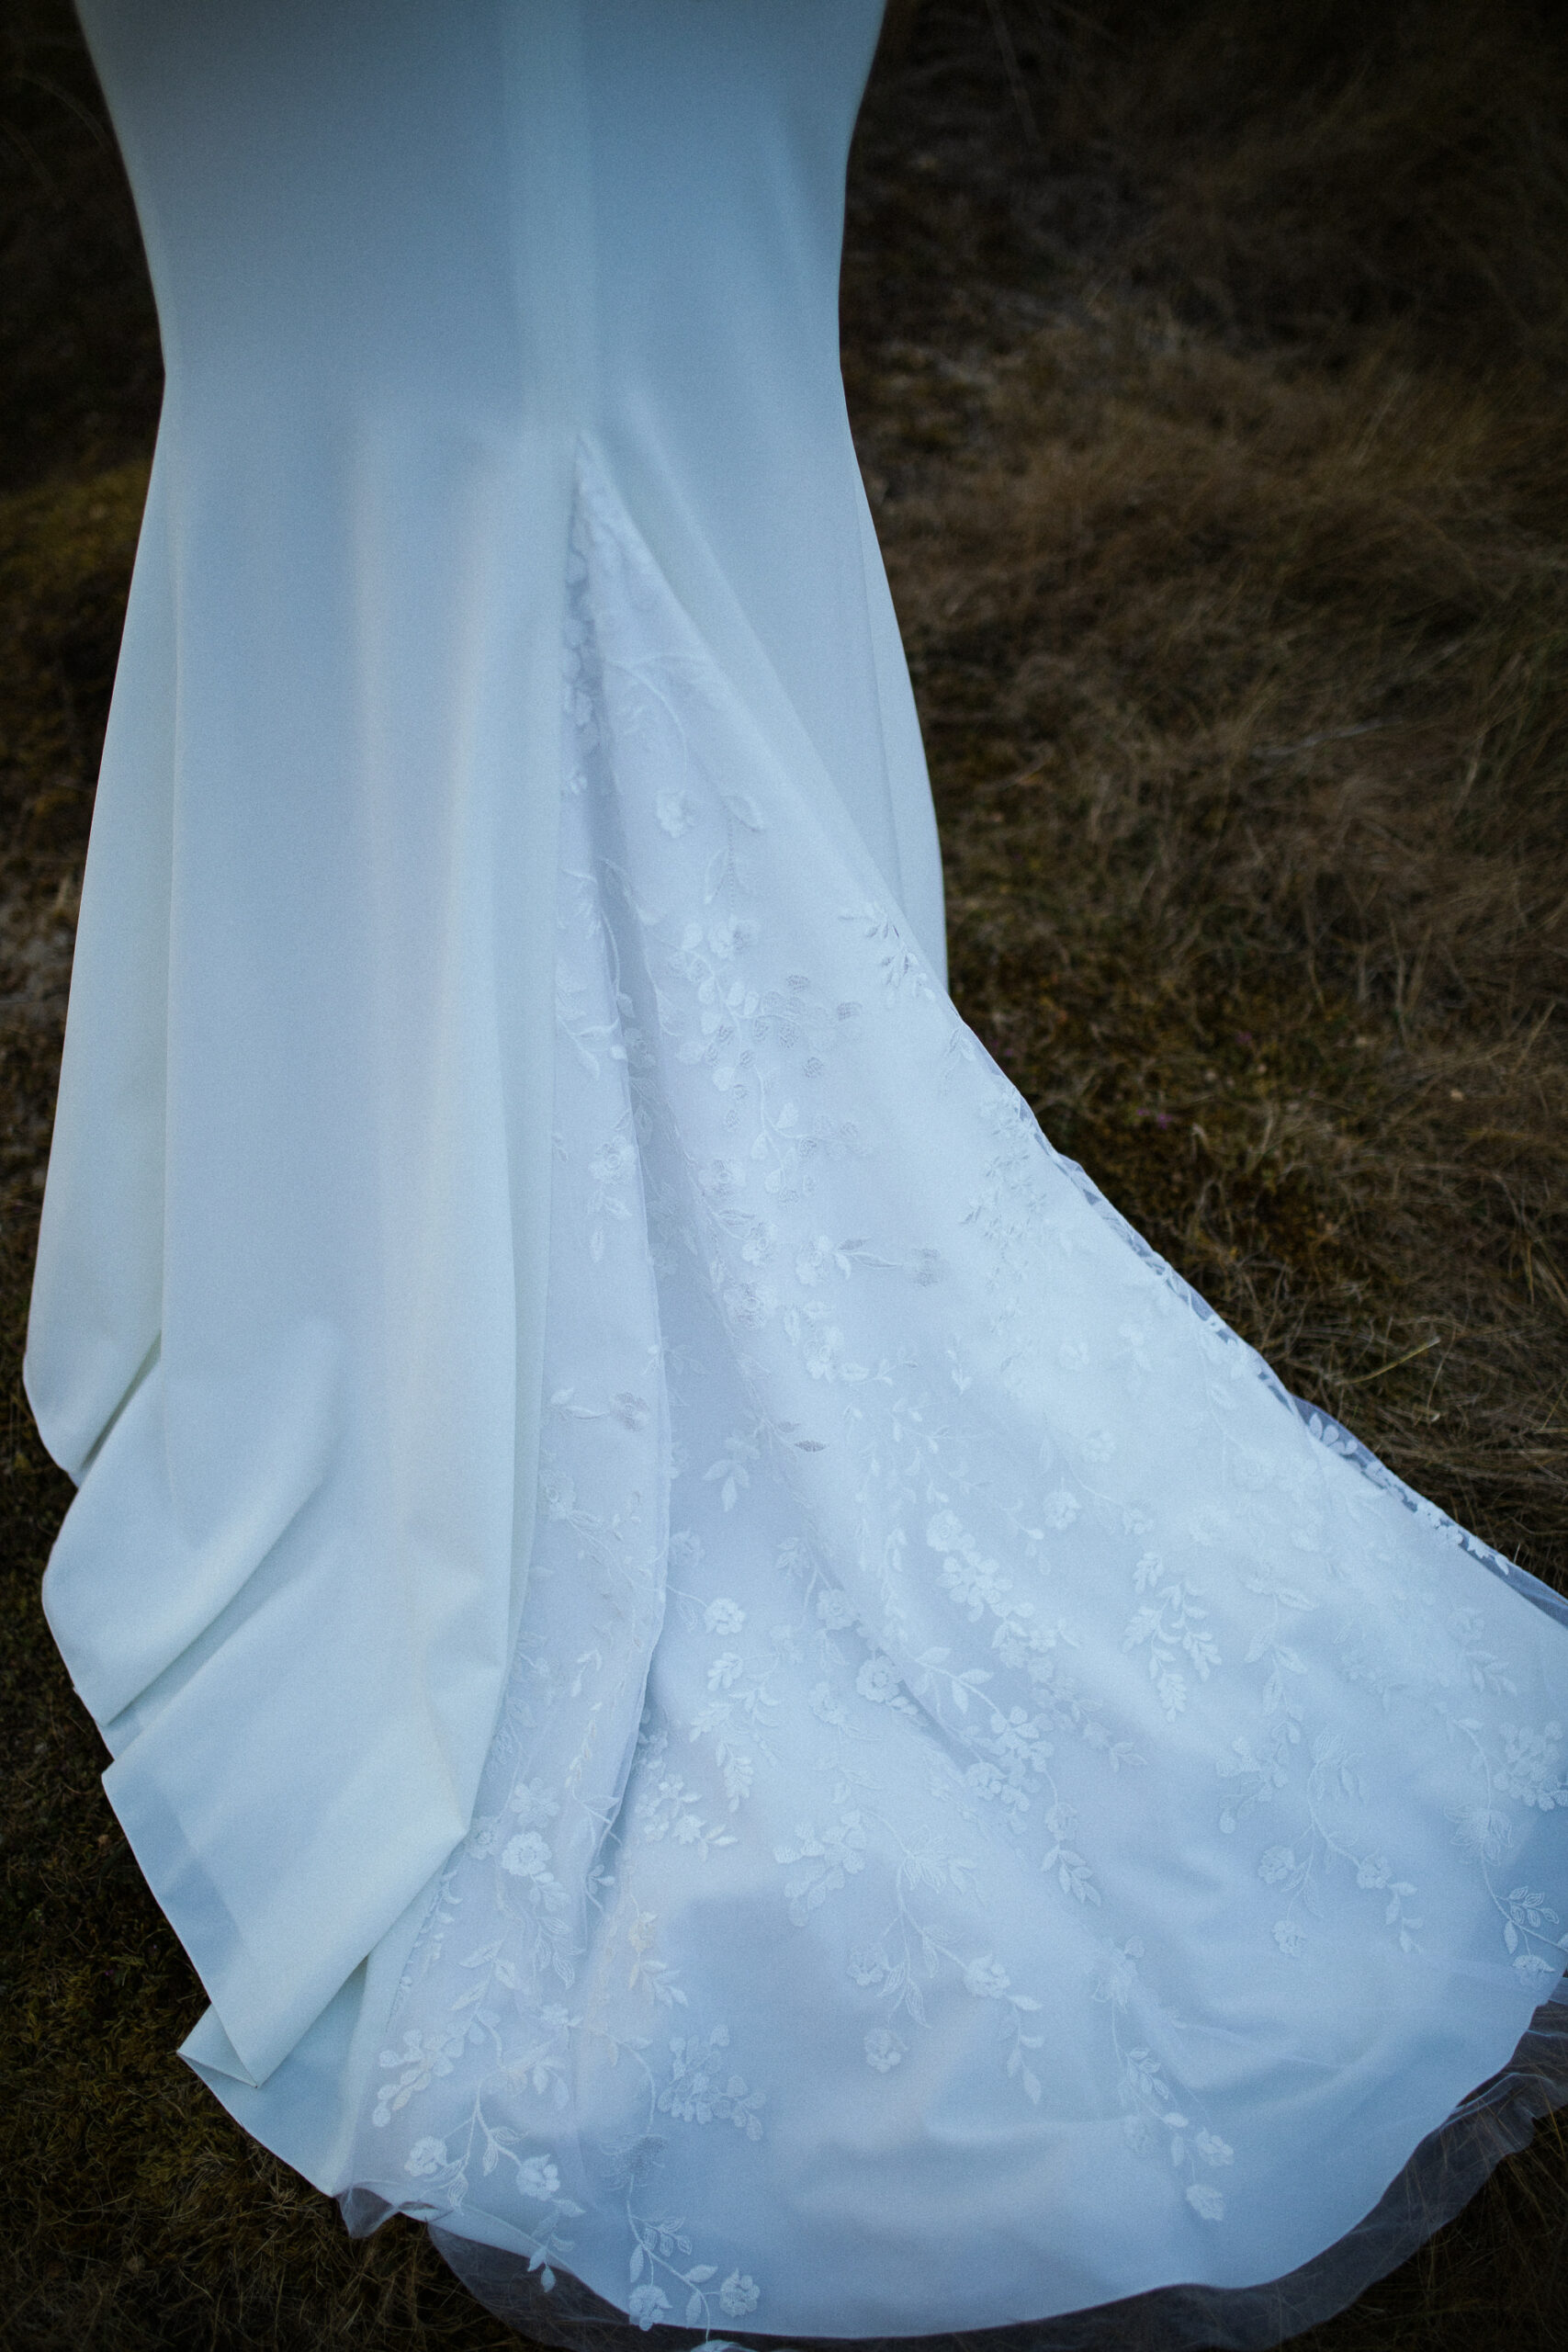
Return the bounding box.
[30,5,1568,2345]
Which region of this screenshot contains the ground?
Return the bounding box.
[2,2,1566,2345]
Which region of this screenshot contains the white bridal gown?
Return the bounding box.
[29,4,1568,2345]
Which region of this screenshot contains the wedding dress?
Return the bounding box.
[28,5,1568,2346]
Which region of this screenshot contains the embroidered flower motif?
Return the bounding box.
[501,1831,555,1883]
[707,915,753,960]
[370,2025,465,2126]
[1450,1802,1512,1860]
[817,1589,857,1630]
[518,2155,561,2199]
[1186,2182,1226,2221]
[864,2029,906,2072]
[718,2271,761,2319]
[589,1136,636,1186]
[1495,1724,1568,1808]
[856,1655,900,1704]
[721,1274,777,1329]
[695,1159,742,1201]
[404,2137,447,2177]
[1090,1939,1143,2007]
[628,2283,672,2330]
[506,1778,560,1825]
[655,787,695,836]
[963,1956,1011,1998]
[704,1598,746,1634]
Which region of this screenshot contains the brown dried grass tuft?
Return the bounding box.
[1,0,1566,2345]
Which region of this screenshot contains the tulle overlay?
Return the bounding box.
[333,453,1568,2342]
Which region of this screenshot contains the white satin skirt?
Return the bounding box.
[30,6,1568,2346]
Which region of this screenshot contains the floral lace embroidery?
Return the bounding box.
[344,447,1568,2331]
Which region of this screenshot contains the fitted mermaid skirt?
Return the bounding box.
[29,6,1568,2346]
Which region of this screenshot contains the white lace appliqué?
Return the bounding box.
[344,447,1568,2335]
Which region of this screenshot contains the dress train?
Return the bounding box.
[30,6,1568,2342]
[326,452,1568,2343]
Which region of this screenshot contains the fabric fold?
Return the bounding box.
[35,0,919,2104]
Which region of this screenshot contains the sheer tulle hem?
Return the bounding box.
[334,1978,1568,2350]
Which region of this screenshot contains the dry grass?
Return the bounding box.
[873,324,1568,1559]
[846,0,1568,1579]
[3,0,1568,2345]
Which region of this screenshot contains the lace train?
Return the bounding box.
[389,1973,1566,2349]
[344,1979,1557,2348]
[334,447,1568,2346]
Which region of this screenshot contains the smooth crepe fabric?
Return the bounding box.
[28,6,1568,2346]
[35,0,937,2101]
